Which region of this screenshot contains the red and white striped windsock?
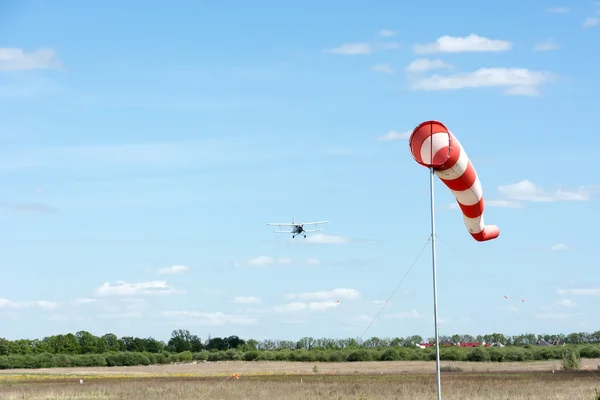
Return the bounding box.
[408,120,499,242]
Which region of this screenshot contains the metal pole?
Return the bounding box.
[429,166,442,400]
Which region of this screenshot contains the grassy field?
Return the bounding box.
[1,359,599,399]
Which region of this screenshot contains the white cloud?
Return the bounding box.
[354,314,374,324]
[156,265,189,274]
[306,258,320,266]
[273,300,340,313]
[371,63,394,74]
[410,68,556,97]
[74,298,96,305]
[557,288,600,296]
[1,140,231,171]
[497,180,589,202]
[0,298,58,310]
[385,309,421,319]
[47,314,69,322]
[551,244,569,251]
[248,256,275,267]
[98,311,142,319]
[546,6,569,13]
[376,130,411,141]
[379,42,400,50]
[35,300,58,310]
[246,256,292,267]
[497,305,520,313]
[273,302,307,313]
[504,86,542,97]
[162,311,257,325]
[0,202,58,213]
[0,48,62,71]
[307,300,340,311]
[379,29,397,37]
[232,296,261,304]
[324,43,373,55]
[413,34,512,53]
[94,280,181,296]
[405,58,453,73]
[537,312,571,319]
[534,39,559,51]
[556,299,576,307]
[583,17,600,28]
[305,234,350,244]
[369,300,391,308]
[99,302,144,319]
[287,288,360,301]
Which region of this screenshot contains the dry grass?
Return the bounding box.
[1,360,599,399]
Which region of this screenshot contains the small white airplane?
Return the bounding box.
[266,218,329,238]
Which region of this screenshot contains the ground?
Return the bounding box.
[1,359,599,399]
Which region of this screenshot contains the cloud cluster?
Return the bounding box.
[413,34,512,54]
[405,58,453,73]
[305,234,350,244]
[323,28,399,79]
[533,39,559,51]
[551,244,569,251]
[0,298,58,310]
[410,67,556,97]
[497,180,589,203]
[245,256,292,267]
[449,180,591,210]
[376,131,411,141]
[94,280,183,296]
[162,311,257,326]
[273,288,360,314]
[156,265,189,274]
[557,287,600,296]
[232,296,261,304]
[399,34,557,96]
[0,48,62,71]
[371,63,394,74]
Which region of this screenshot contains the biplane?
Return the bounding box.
[266,218,329,238]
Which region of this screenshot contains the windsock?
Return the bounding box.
[409,120,499,242]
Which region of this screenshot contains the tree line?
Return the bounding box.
[0,329,599,370]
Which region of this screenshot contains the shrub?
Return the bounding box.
[379,348,399,361]
[178,350,193,362]
[192,351,208,361]
[347,349,372,362]
[243,351,260,362]
[440,348,464,361]
[488,348,504,362]
[272,350,290,361]
[561,348,580,370]
[328,351,345,362]
[579,345,600,359]
[467,347,490,362]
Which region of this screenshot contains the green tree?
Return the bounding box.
[168,329,193,352]
[100,334,121,352]
[76,331,98,354]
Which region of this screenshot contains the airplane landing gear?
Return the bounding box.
[303,235,306,238]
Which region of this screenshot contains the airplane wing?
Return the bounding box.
[299,221,329,225]
[302,229,323,233]
[266,223,295,226]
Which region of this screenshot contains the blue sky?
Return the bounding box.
[1,0,599,344]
